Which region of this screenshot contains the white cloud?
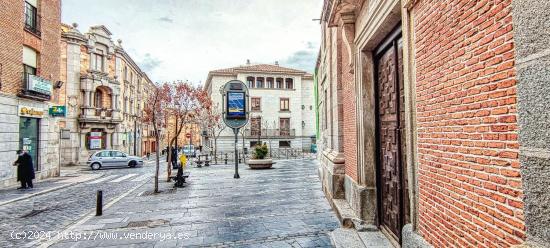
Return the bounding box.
[62,0,323,85]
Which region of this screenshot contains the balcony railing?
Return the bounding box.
[19,73,51,101]
[244,128,295,138]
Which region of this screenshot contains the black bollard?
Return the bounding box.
[224,153,228,164]
[96,190,103,216]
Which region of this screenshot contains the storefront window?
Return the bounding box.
[19,117,39,171]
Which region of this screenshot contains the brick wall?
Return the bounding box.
[0,0,25,96]
[413,0,524,246]
[0,0,61,96]
[340,29,358,182]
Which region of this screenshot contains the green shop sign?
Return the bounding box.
[49,106,66,117]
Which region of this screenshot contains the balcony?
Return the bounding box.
[18,73,51,101]
[79,107,122,124]
[244,128,296,138]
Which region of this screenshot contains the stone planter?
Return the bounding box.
[247,158,274,169]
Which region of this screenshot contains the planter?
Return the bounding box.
[247,158,274,169]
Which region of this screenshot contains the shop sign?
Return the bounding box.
[18,105,45,118]
[49,106,66,117]
[27,75,53,96]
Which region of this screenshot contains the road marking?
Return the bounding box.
[85,175,118,184]
[111,174,138,183]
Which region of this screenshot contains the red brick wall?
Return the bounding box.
[0,0,61,96]
[340,27,358,182]
[413,0,524,247]
[0,0,25,95]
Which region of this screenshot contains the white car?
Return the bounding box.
[87,150,144,170]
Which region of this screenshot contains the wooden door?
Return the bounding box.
[374,26,409,243]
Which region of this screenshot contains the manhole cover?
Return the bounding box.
[126,219,169,228]
[140,189,176,196]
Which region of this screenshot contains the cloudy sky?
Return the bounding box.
[62,0,323,85]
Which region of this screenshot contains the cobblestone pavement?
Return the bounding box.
[0,160,163,247]
[48,159,340,247]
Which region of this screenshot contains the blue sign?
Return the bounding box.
[227,92,246,119]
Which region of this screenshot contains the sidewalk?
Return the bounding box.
[0,167,101,206]
[44,159,339,247]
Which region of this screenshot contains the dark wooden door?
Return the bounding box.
[374,26,409,243]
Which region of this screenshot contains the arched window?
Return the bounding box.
[285,78,294,89]
[247,76,254,88]
[256,77,264,88]
[276,78,284,89]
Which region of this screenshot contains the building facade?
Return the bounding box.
[164,113,202,151]
[0,0,62,187]
[316,0,549,247]
[59,23,154,165]
[204,62,316,154]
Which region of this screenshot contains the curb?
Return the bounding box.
[0,174,102,207]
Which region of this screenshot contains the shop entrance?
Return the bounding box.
[19,117,39,171]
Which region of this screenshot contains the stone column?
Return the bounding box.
[84,91,91,107]
[512,0,550,245]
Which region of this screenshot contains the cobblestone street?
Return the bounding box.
[0,161,159,247]
[44,159,339,247]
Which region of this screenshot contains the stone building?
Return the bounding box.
[316,0,549,247]
[59,23,154,165]
[164,114,202,152]
[0,0,62,187]
[204,62,316,153]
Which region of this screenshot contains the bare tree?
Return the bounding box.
[197,103,225,164]
[142,83,169,193]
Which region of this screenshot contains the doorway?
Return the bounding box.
[374,25,410,244]
[19,117,39,171]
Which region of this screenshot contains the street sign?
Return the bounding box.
[221,80,249,179]
[49,106,66,117]
[222,80,249,129]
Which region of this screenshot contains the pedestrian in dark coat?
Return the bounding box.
[13,150,35,189]
[171,147,178,168]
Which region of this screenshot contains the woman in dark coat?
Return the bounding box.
[13,150,35,189]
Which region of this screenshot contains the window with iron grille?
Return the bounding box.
[251,97,261,111]
[24,1,40,36]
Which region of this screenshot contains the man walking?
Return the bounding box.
[13,150,35,190]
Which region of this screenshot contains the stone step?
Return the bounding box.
[329,228,395,248]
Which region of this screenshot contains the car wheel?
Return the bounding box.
[128,161,137,168]
[91,163,101,170]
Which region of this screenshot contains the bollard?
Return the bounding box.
[96,190,103,216]
[224,153,228,164]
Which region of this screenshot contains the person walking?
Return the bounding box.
[13,150,35,190]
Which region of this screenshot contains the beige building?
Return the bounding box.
[204,61,316,154]
[59,23,154,165]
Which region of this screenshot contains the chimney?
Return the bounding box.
[246,59,250,65]
[275,61,279,66]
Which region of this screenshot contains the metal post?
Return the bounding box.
[175,116,178,161]
[133,120,137,156]
[233,128,240,179]
[96,190,103,216]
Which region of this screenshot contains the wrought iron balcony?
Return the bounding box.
[79,107,122,123]
[19,73,51,101]
[244,128,295,138]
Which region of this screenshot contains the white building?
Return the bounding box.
[204,62,316,154]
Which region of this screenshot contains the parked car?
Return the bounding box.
[87,150,144,170]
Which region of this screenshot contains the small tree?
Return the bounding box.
[142,82,170,193]
[165,81,201,181]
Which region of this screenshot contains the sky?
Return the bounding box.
[62,0,323,85]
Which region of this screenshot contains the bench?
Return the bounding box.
[195,155,211,167]
[170,171,190,188]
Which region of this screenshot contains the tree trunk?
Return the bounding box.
[154,134,160,193]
